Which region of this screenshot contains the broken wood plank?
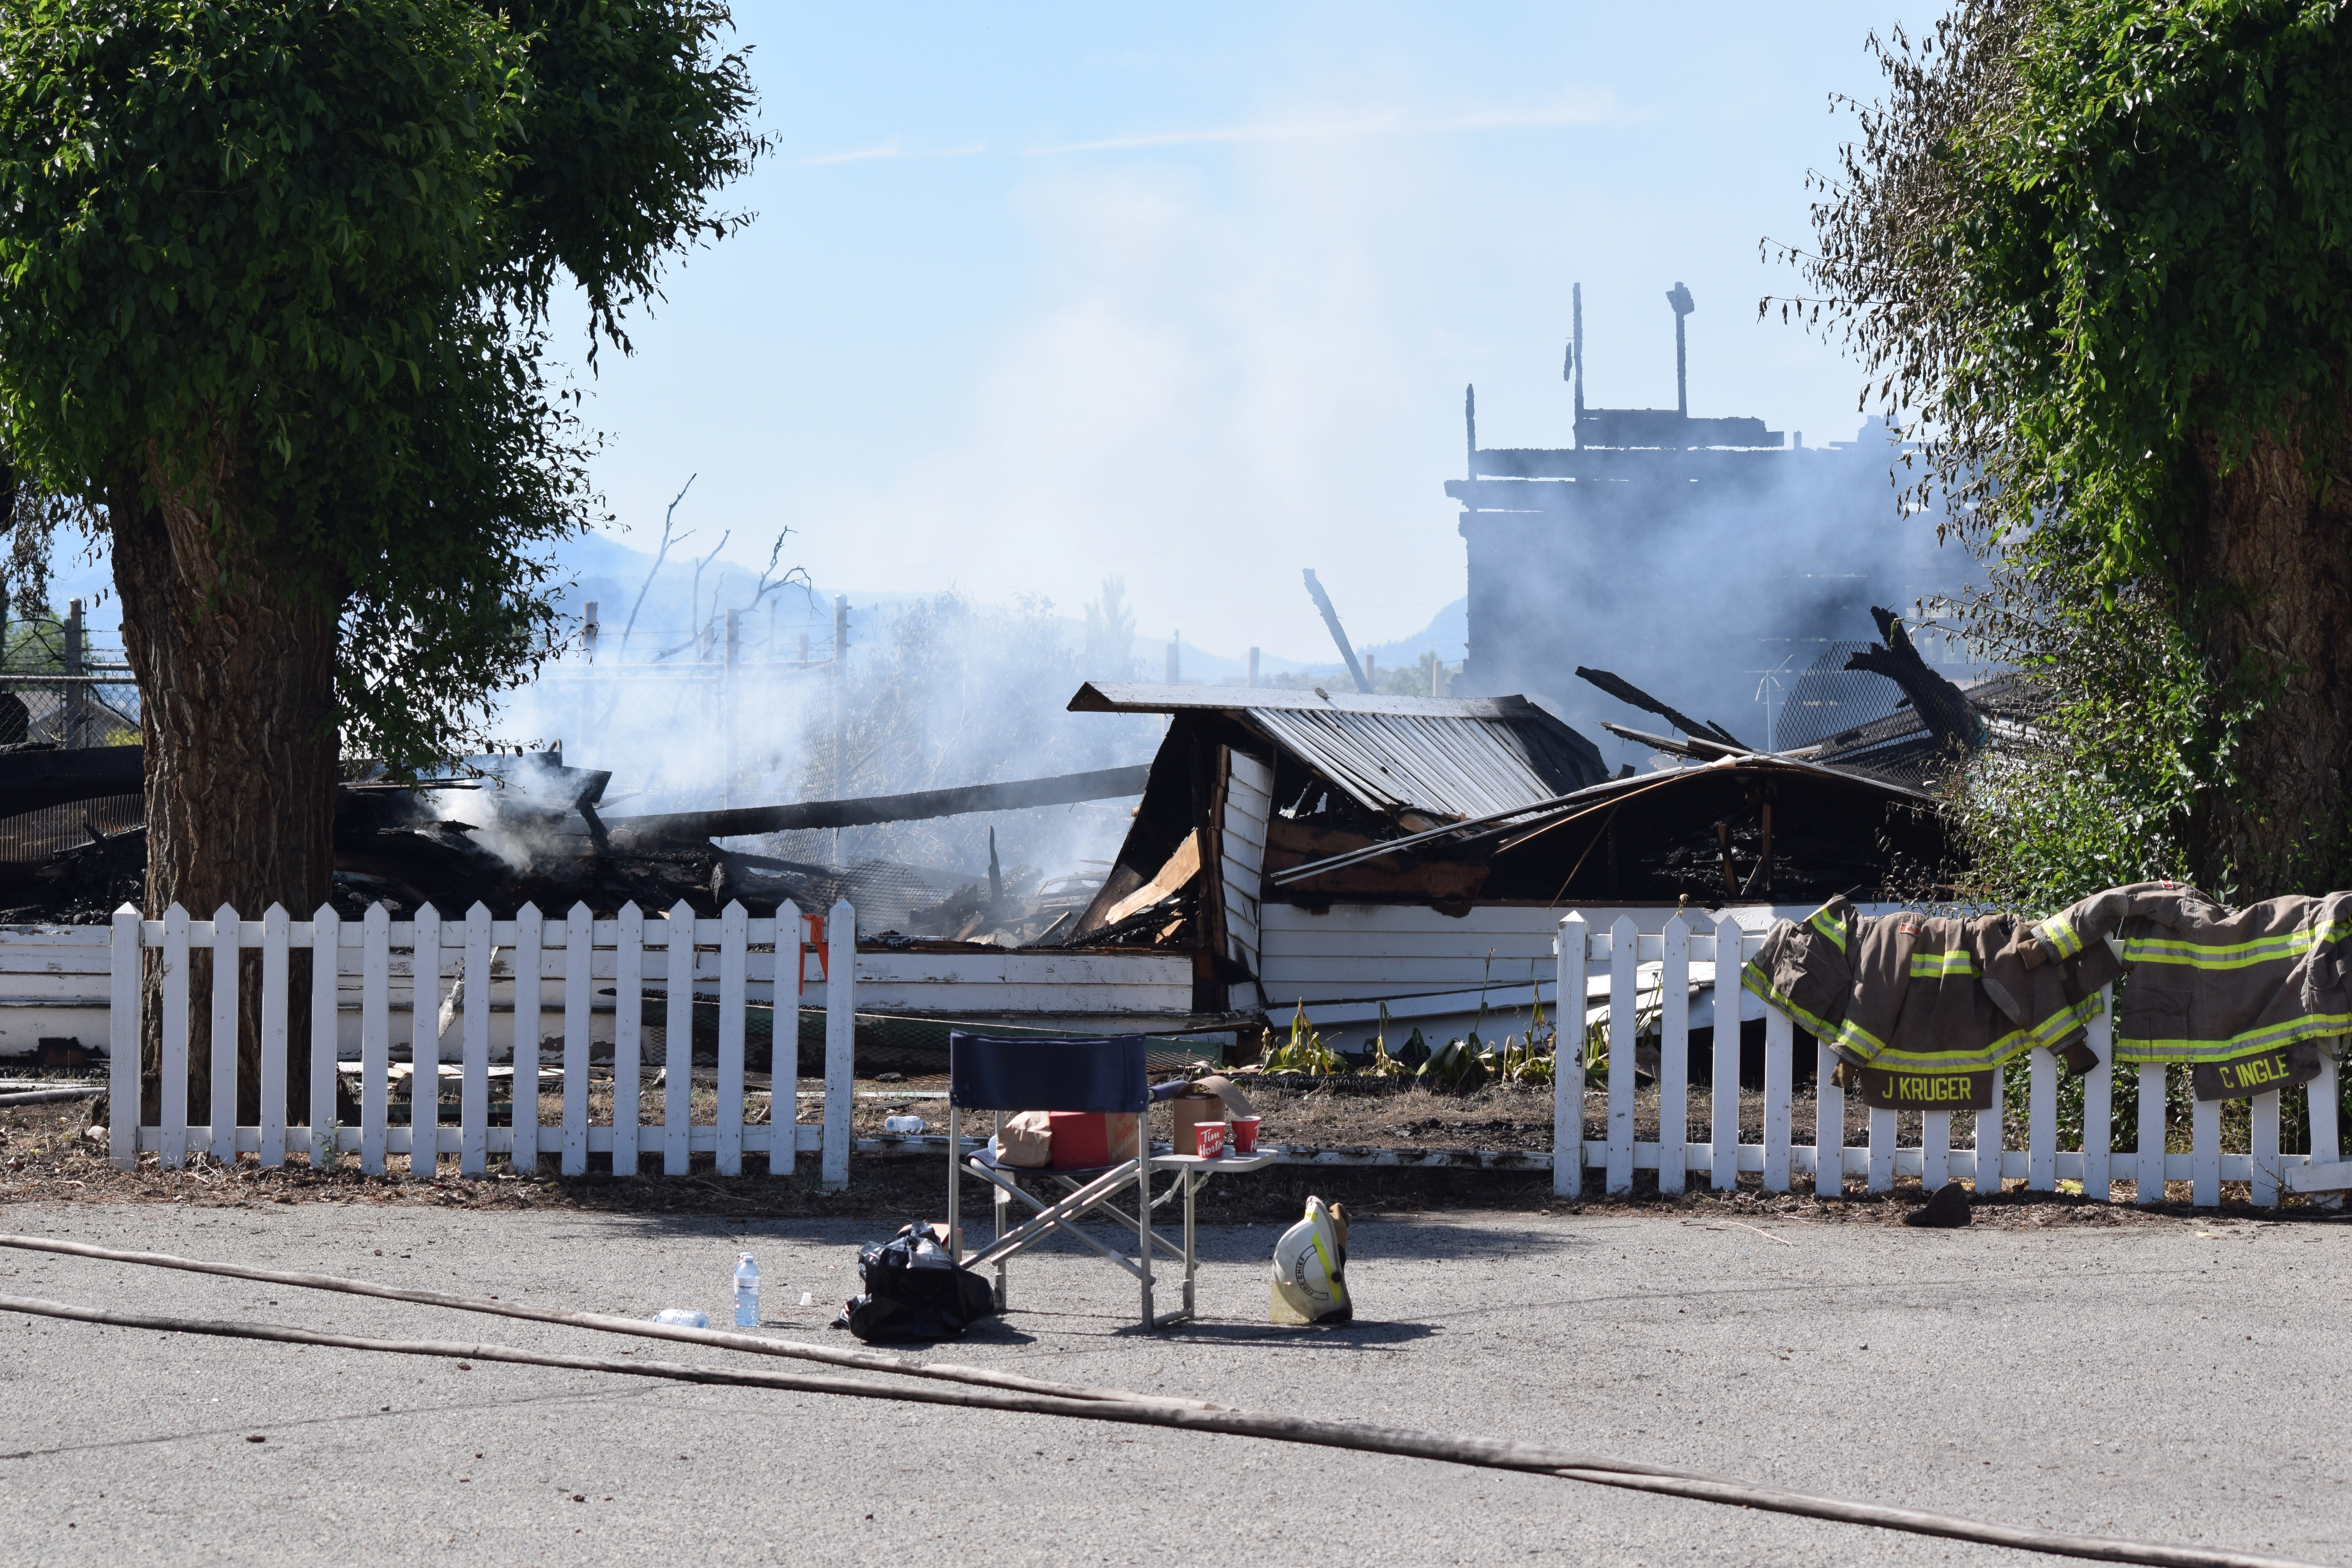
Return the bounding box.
[602,766,1150,845]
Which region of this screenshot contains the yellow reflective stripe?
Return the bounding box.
[1740,962,1842,1044]
[2123,923,2350,969]
[2022,993,2103,1050]
[2032,916,2084,961]
[2116,1013,2352,1065]
[1908,949,1978,979]
[1832,1016,1891,1060]
[1807,904,1848,953]
[1310,1231,1346,1306]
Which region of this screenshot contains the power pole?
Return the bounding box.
[1666,281,1696,419]
[62,598,82,748]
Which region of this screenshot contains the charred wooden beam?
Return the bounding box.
[1301,570,1373,694]
[1598,721,1754,761]
[1843,607,1980,757]
[1575,667,1746,750]
[603,765,1151,847]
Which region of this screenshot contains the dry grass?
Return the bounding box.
[0,1073,2326,1228]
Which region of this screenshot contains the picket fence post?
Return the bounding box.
[1554,913,1587,1199]
[1710,918,1740,1191]
[1658,914,1689,1194]
[822,899,855,1189]
[108,905,141,1171]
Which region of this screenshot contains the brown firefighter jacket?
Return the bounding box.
[2022,881,2352,1089]
[1742,897,2122,1087]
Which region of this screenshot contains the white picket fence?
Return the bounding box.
[96,899,860,1185]
[1559,912,2348,1207]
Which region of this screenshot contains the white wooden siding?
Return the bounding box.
[0,924,1193,1058]
[1220,750,1274,976]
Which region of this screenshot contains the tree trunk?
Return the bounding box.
[109,464,339,1127]
[2182,410,2352,901]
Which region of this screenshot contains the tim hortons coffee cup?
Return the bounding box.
[1229,1116,1261,1154]
[1194,1122,1227,1158]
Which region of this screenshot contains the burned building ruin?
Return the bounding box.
[1449,281,1978,764]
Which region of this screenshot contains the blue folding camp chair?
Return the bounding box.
[946,1032,1270,1329]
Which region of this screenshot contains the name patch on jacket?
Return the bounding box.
[1858,1067,1996,1111]
[2190,1040,2325,1103]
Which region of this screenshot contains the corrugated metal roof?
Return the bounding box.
[1068,681,1550,720]
[1244,705,1593,821]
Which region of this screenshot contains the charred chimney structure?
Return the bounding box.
[1450,282,1973,760]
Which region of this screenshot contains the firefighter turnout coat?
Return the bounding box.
[1742,897,2121,1109]
[2022,881,2352,1098]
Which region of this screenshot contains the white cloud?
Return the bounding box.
[800,127,1472,660]
[1027,91,1628,155]
[784,139,987,168]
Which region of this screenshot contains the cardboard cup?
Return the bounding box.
[1229,1116,1262,1154]
[1194,1122,1227,1158]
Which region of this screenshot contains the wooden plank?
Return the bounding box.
[1760,955,1791,1192]
[2289,1156,2352,1193]
[259,906,289,1168]
[1867,1105,1895,1194]
[1922,1111,1949,1192]
[460,904,493,1177]
[1259,903,1598,940]
[108,906,140,1171]
[1255,955,1567,985]
[361,904,390,1176]
[410,903,441,1178]
[716,900,747,1178]
[1554,914,1586,1200]
[512,904,543,1175]
[2309,1053,2343,1210]
[562,903,592,1177]
[2138,1059,2167,1205]
[1657,915,1688,1194]
[0,949,122,974]
[1975,1066,2002,1196]
[822,898,855,1189]
[1605,916,1636,1195]
[0,971,151,1002]
[2027,1046,2056,1191]
[160,905,190,1169]
[310,906,339,1169]
[209,902,239,1165]
[613,904,643,1177]
[1711,918,1742,1190]
[664,900,695,1175]
[1815,1037,1842,1198]
[2192,1093,2220,1207]
[2082,998,2112,1201]
[2250,1087,2281,1206]
[773,900,801,1178]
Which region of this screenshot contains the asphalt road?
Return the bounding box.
[0,1200,2345,1566]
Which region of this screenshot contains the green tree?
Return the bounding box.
[0,0,760,933]
[1788,0,2352,900]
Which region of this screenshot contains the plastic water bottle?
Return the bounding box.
[882,1114,926,1134]
[652,1308,708,1328]
[733,1252,759,1327]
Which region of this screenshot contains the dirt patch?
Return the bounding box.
[5,1076,2340,1229]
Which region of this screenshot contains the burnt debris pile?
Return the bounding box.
[0,746,1136,933]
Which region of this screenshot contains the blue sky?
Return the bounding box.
[57,6,1937,667]
[92,2,1904,681]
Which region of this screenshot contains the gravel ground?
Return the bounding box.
[2,1201,2348,1566]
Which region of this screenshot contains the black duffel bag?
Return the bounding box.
[831,1223,999,1344]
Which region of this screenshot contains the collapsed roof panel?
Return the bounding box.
[1065,682,1604,822]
